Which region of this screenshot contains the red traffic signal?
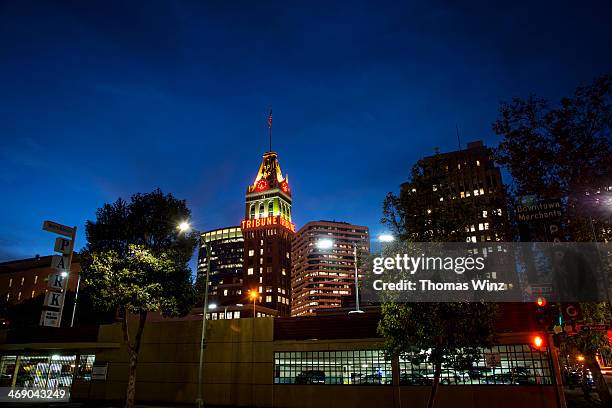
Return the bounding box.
[533,335,544,349]
[536,297,547,307]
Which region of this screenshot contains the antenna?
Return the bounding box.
[456,124,462,151]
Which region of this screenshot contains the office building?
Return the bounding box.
[291,221,369,316]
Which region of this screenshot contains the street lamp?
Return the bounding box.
[315,239,364,314]
[178,221,209,408]
[249,290,258,317]
[378,234,395,243]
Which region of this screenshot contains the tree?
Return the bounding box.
[561,303,612,405]
[381,157,499,408]
[494,75,612,403]
[81,189,197,408]
[493,74,611,241]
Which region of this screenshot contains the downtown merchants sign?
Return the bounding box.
[39,220,76,328]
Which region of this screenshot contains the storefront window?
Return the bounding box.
[0,354,96,388]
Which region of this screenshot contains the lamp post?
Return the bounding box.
[178,221,209,408]
[315,238,364,314]
[249,290,258,317]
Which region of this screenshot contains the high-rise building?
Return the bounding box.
[197,226,244,307]
[240,151,295,317]
[403,140,510,243]
[291,221,369,317]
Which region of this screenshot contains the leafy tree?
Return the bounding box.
[494,75,612,403]
[81,189,197,408]
[493,74,611,241]
[381,156,499,408]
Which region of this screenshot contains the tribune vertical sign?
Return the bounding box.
[40,220,77,328]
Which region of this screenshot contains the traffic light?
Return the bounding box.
[534,297,549,328]
[532,335,544,349]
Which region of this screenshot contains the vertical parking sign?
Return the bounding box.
[40,220,77,328]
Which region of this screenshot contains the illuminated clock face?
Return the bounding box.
[256,180,268,191]
[280,181,289,192]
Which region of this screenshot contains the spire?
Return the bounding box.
[247,151,290,196]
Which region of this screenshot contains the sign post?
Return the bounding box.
[40,220,77,328]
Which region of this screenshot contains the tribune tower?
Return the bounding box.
[241,151,295,317]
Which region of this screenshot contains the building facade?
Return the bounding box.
[408,140,509,243]
[0,255,80,306]
[291,221,369,316]
[197,226,244,308]
[0,304,560,408]
[241,151,295,317]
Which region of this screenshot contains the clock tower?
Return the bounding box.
[241,151,295,317]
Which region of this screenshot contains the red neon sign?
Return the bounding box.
[241,216,296,233]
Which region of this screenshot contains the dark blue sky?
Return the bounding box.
[1,1,611,263]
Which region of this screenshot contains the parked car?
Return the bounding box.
[295,370,325,384]
[353,374,383,385]
[400,373,433,386]
[483,373,514,384]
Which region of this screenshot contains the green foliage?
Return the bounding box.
[81,189,197,318]
[378,302,497,369]
[563,303,612,358]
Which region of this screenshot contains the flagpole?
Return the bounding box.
[268,109,272,152]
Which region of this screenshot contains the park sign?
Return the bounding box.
[40,220,77,328]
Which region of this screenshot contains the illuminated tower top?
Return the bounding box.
[245,151,293,224]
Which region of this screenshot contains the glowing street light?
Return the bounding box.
[177,221,191,233]
[249,290,258,317]
[378,234,395,243]
[315,239,334,250]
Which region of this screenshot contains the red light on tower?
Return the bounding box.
[533,335,544,348]
[536,297,546,307]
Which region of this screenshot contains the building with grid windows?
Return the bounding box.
[291,221,369,316]
[401,140,510,243]
[197,226,245,308]
[0,255,80,307]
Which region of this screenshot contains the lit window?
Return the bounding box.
[476,160,480,166]
[31,290,35,298]
[17,292,21,301]
[482,210,488,218]
[8,278,12,287]
[247,268,254,275]
[460,192,465,198]
[266,296,272,303]
[20,277,24,286]
[34,275,38,284]
[248,249,254,256]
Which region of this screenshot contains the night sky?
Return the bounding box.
[1,1,611,265]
